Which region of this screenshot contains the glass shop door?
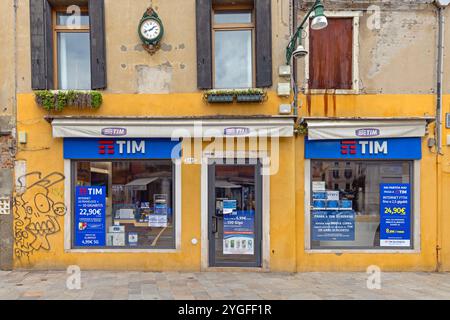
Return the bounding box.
[208,159,262,267]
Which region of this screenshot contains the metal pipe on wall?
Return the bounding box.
[436,6,445,155]
[434,0,449,272]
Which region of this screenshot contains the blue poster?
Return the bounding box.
[75,186,106,247]
[380,184,411,247]
[312,210,355,241]
[223,210,254,255]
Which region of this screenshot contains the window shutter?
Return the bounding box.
[30,0,53,90]
[89,0,107,90]
[309,18,353,90]
[255,0,272,88]
[196,0,213,90]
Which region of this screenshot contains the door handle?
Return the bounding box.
[212,216,218,234]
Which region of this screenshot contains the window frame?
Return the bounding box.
[304,159,421,254]
[212,4,256,89]
[52,6,91,90]
[64,158,182,253]
[303,11,361,95]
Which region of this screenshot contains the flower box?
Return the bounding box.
[236,93,264,103]
[207,94,234,103]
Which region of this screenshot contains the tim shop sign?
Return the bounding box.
[101,127,127,136]
[355,128,380,138]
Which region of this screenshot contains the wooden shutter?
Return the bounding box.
[30,0,53,90]
[196,0,213,89]
[255,0,272,88]
[309,18,353,90]
[89,0,107,89]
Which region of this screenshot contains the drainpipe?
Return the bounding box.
[434,0,448,272]
[292,0,299,118]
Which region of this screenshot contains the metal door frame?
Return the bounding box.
[208,159,262,268]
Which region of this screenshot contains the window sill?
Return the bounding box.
[305,249,420,254]
[65,248,180,254]
[305,89,359,95]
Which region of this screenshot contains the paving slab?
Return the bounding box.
[0,271,450,300]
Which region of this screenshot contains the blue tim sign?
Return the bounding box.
[75,186,106,247]
[380,184,411,247]
[311,210,355,241]
[305,137,422,160]
[64,138,181,160]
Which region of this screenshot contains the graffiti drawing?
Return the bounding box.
[13,172,67,259]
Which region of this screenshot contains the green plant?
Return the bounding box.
[296,123,308,135]
[35,90,103,111]
[204,88,266,102]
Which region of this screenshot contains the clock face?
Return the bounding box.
[140,18,162,41]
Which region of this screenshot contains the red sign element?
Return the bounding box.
[78,187,88,196]
[341,140,357,155]
[99,140,114,155]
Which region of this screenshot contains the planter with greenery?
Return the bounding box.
[235,89,265,103]
[204,90,234,103]
[34,90,103,111]
[204,89,266,104]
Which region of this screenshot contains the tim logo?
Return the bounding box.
[341,140,357,155]
[224,127,250,136]
[341,140,388,156]
[98,140,146,155]
[101,128,127,136]
[78,187,88,196]
[99,140,115,155]
[356,128,380,137]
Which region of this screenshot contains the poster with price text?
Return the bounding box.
[380,183,411,247]
[75,186,106,247]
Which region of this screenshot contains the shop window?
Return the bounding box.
[213,8,254,89]
[30,0,106,90]
[308,17,355,91]
[72,160,175,249]
[196,0,272,89]
[54,9,91,90]
[310,160,413,250]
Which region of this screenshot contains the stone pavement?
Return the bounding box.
[0,271,450,300]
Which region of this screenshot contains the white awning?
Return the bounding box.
[50,117,295,138]
[303,117,433,140]
[125,178,159,188]
[215,180,242,189]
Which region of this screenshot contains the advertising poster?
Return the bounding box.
[223,208,255,255]
[311,210,355,241]
[380,184,411,247]
[150,194,168,228]
[75,186,106,247]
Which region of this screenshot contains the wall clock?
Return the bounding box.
[138,7,164,55]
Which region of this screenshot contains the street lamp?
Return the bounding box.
[286,0,328,64]
[286,0,328,117]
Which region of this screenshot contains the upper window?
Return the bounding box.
[30,1,106,90]
[213,7,254,89]
[54,8,91,90]
[308,17,356,91]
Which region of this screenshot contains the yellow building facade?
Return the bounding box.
[2,0,450,272]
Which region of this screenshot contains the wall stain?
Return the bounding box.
[306,89,312,116]
[332,91,337,117]
[13,172,66,260]
[160,43,172,52]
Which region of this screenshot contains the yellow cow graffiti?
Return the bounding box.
[13,172,67,259]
